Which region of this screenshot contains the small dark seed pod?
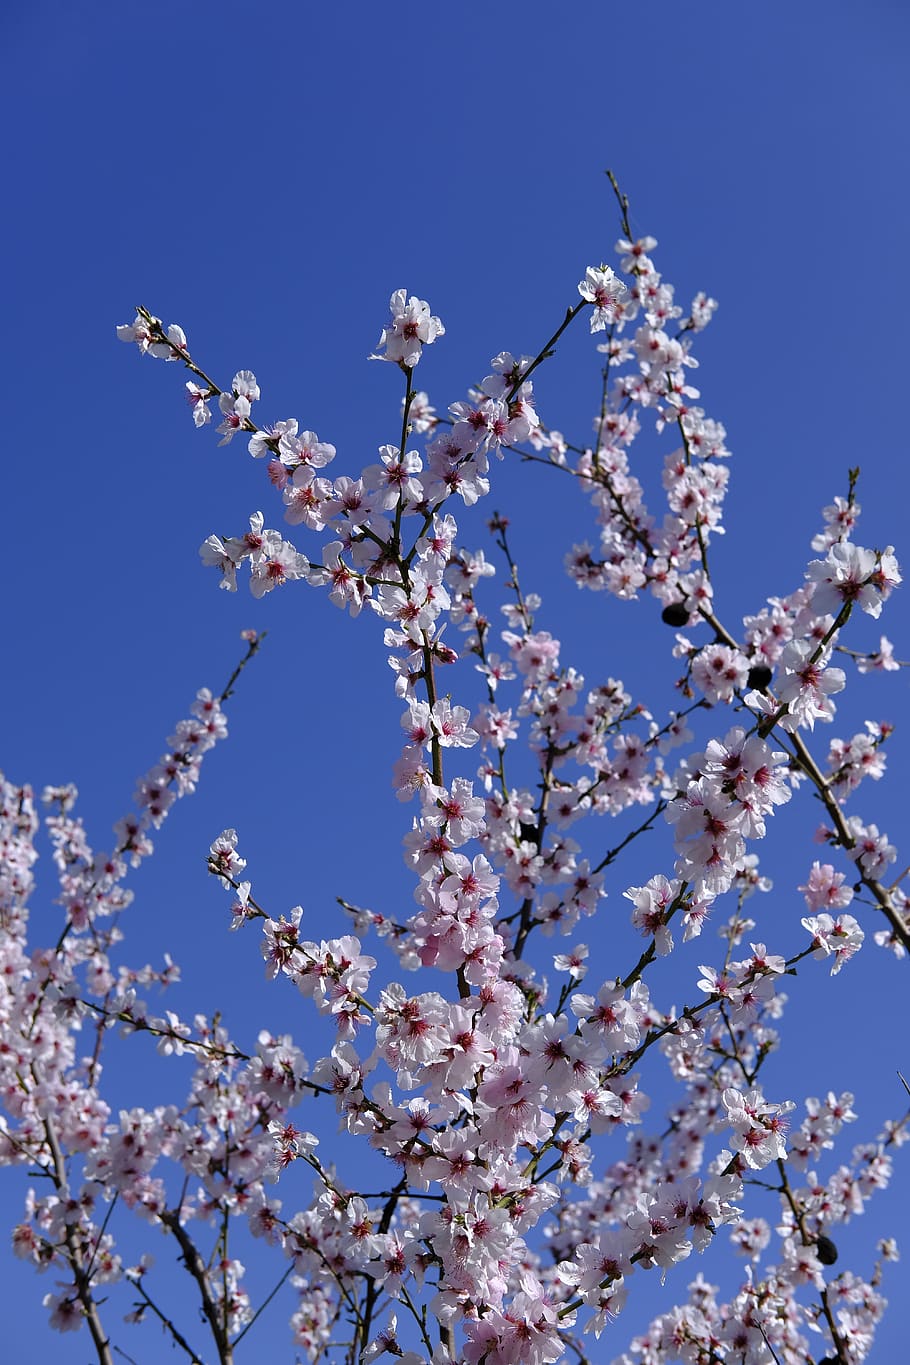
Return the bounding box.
[661,602,690,628]
[815,1234,838,1265]
[746,664,773,692]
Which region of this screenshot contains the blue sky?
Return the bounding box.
[3,2,910,1360]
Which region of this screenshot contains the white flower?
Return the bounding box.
[578,265,628,332]
[371,289,444,368]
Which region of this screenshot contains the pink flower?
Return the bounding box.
[372,289,444,368]
[801,912,865,973]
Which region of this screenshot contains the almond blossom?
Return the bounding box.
[6,192,906,1365]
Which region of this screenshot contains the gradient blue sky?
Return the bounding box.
[3,2,910,1360]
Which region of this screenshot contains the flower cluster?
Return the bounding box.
[4,196,907,1365]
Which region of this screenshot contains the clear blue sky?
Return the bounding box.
[3,2,910,1360]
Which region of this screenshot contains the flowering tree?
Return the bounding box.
[2,175,908,1365]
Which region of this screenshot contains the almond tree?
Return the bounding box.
[2,177,907,1365]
